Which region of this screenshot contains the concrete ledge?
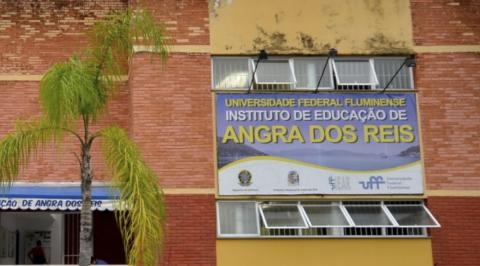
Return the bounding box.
[426,189,480,197]
[0,75,128,82]
[133,44,210,54]
[414,45,480,53]
[163,188,215,195]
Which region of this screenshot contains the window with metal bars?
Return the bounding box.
[216,201,438,238]
[212,57,414,91]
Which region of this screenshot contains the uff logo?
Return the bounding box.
[359,176,386,190]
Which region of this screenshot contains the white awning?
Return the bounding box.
[0,185,119,211]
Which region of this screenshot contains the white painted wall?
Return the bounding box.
[0,212,64,264]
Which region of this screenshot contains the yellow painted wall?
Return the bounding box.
[217,238,433,266]
[210,0,414,55]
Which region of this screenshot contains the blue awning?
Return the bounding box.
[0,184,119,211]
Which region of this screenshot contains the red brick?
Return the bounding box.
[416,53,480,191]
[0,0,128,74]
[135,0,210,45]
[161,195,216,266]
[129,52,214,188]
[0,81,130,182]
[411,0,480,45]
[428,197,480,266]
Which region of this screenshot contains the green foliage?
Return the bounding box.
[101,126,165,266]
[40,57,108,128]
[0,120,59,185]
[0,7,168,266]
[88,8,168,78]
[40,8,168,131]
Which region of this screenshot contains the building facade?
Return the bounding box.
[0,0,479,265]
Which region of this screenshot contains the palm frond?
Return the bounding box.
[88,8,168,82]
[0,119,60,185]
[40,57,108,127]
[100,126,165,266]
[130,9,169,58]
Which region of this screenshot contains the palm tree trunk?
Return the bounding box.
[79,145,93,266]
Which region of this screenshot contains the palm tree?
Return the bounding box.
[0,8,168,266]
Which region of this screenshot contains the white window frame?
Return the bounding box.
[211,56,252,91]
[292,57,334,90]
[331,58,379,86]
[301,202,354,228]
[342,202,397,228]
[249,58,297,85]
[385,204,441,228]
[216,200,440,238]
[211,56,415,91]
[372,56,415,90]
[258,202,309,229]
[216,201,260,237]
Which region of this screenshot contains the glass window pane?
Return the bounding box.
[387,205,438,227]
[303,205,350,227]
[345,205,392,226]
[374,58,413,89]
[294,58,332,88]
[333,60,377,85]
[218,202,259,235]
[213,58,250,89]
[260,204,307,228]
[255,60,295,84]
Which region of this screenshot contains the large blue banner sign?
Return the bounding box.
[216,93,424,195]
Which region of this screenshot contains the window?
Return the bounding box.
[294,58,333,89]
[258,203,308,229]
[216,201,439,238]
[217,201,259,236]
[251,59,295,85]
[302,202,350,227]
[386,204,438,227]
[212,57,250,89]
[374,57,414,89]
[212,57,414,91]
[331,58,378,86]
[344,203,393,226]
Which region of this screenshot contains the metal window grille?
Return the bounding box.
[216,201,260,236]
[387,227,426,236]
[252,59,296,85]
[212,56,413,92]
[293,57,333,89]
[301,228,329,236]
[386,204,440,228]
[258,203,308,229]
[64,213,80,264]
[374,58,414,90]
[212,57,250,89]
[332,59,378,87]
[343,204,394,227]
[302,203,351,228]
[217,200,438,238]
[344,227,383,236]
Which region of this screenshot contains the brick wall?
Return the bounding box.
[0,80,130,182]
[416,53,480,191]
[129,52,214,188]
[162,195,216,266]
[0,1,133,182]
[136,0,210,45]
[428,197,480,266]
[411,1,480,265]
[128,2,215,265]
[411,0,480,45]
[0,0,127,74]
